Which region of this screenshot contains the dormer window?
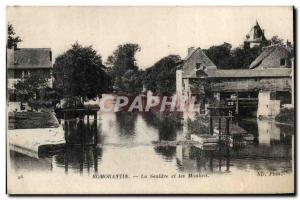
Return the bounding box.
[280,58,286,66]
[196,63,207,71]
[49,51,52,62]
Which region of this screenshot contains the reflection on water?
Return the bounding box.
[238,118,293,146]
[115,112,137,138]
[55,145,102,174]
[176,145,231,173]
[64,119,99,145]
[154,146,177,161]
[9,111,293,177]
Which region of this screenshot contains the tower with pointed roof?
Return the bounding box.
[244,20,269,48]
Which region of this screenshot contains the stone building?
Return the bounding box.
[176,44,293,118]
[249,44,292,69]
[176,47,217,115]
[7,48,53,110]
[176,47,216,96]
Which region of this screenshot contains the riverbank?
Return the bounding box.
[8,111,65,158]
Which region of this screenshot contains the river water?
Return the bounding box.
[9,109,294,179]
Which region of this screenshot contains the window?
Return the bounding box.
[11,70,23,78]
[280,58,286,66]
[23,70,30,78]
[9,93,17,102]
[196,70,207,77]
[196,63,201,70]
[49,51,52,62]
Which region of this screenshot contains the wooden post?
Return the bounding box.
[64,146,68,174]
[86,147,90,173]
[218,117,222,171]
[226,146,230,171]
[64,113,67,143]
[87,115,90,132]
[226,117,229,136]
[225,117,230,171]
[94,113,98,144]
[218,117,222,135]
[65,120,69,144]
[218,117,222,147]
[236,92,239,115]
[63,112,66,126]
[209,153,213,172]
[94,113,97,123]
[79,147,84,174]
[93,146,98,173]
[77,117,84,145]
[210,116,213,135]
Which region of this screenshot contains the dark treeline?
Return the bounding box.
[53,43,111,104]
[204,35,290,69]
[53,42,183,101]
[52,36,290,103]
[143,55,181,95]
[105,43,144,94]
[204,42,261,69]
[8,23,291,107]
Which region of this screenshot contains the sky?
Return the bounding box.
[7,6,293,69]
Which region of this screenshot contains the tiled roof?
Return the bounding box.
[249,45,290,69]
[191,68,292,78]
[7,48,52,69]
[182,47,216,78]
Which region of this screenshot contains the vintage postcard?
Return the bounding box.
[6,6,295,194]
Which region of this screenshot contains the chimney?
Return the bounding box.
[188,47,195,57]
[286,40,292,48]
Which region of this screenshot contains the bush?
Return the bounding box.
[187,115,210,135]
[275,108,294,124]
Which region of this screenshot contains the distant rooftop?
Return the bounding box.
[249,44,291,69]
[181,47,217,78]
[194,68,292,79]
[7,48,52,69]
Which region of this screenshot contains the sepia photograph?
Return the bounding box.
[6,6,295,194]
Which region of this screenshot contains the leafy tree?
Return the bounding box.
[270,35,284,45]
[204,35,288,70]
[14,74,49,110]
[144,55,181,95]
[204,42,261,69]
[106,43,141,93]
[7,23,22,49]
[204,43,233,69]
[119,69,145,94]
[230,46,261,69]
[53,43,110,104]
[106,43,140,76]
